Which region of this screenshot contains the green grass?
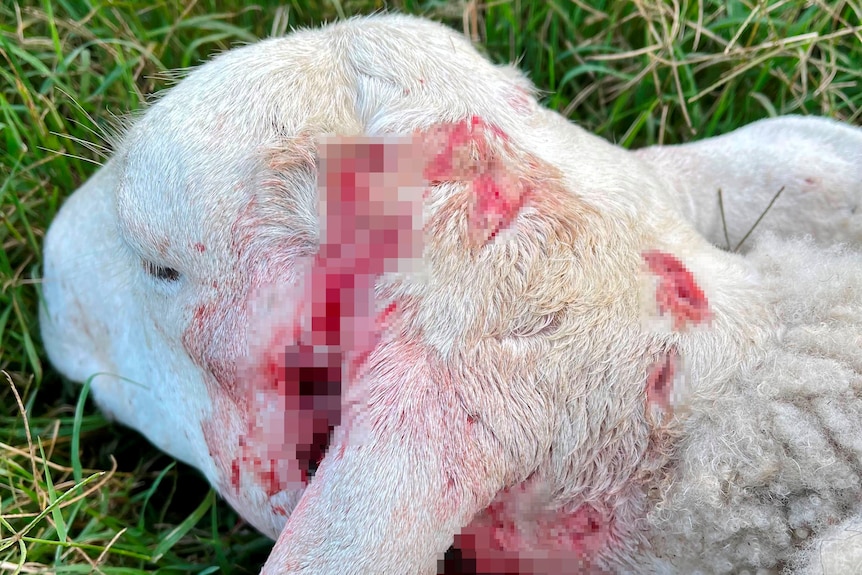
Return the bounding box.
[0,0,860,572]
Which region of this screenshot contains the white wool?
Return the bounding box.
[642,236,862,573]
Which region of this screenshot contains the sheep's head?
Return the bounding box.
[40,14,605,541]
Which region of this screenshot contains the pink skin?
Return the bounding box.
[244,117,710,573]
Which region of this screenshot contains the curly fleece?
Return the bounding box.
[642,235,862,574]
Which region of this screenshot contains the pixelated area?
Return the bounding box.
[641,250,711,332]
[313,134,428,377]
[644,348,677,411]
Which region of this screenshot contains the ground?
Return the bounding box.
[0,1,860,573]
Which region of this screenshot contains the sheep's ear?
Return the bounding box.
[634,116,862,251]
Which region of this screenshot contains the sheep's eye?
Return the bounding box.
[143,260,181,282]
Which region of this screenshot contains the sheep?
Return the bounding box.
[39,13,862,574]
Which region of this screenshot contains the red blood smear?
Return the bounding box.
[646,350,676,410]
[423,117,528,246]
[642,250,711,330]
[230,459,241,490]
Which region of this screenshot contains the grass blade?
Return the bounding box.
[151,490,215,562]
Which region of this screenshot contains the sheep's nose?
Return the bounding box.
[40,162,123,382]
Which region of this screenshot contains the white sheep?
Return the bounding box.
[39,14,862,574]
